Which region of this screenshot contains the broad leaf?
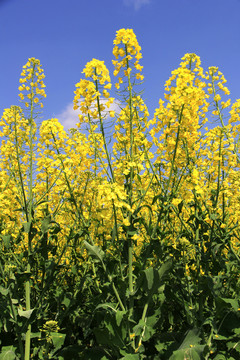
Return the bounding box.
[84,241,104,262]
[51,332,66,351]
[0,346,16,360]
[18,308,34,319]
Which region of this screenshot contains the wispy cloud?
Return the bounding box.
[123,0,151,11]
[57,99,121,131]
[56,103,78,131]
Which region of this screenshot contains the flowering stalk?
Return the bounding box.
[94,72,115,181]
[18,58,46,360]
[125,46,135,323]
[112,28,147,346]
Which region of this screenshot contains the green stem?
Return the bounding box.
[151,105,184,241]
[112,201,124,282]
[165,104,184,196]
[210,71,240,164]
[100,259,125,311]
[24,63,36,360]
[24,264,31,360]
[125,46,134,322]
[12,107,29,221]
[95,75,115,181]
[136,300,149,351]
[87,117,112,179]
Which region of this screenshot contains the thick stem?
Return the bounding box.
[24,62,36,360]
[24,263,31,360]
[125,46,135,324]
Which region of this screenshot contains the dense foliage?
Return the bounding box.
[0,28,240,359]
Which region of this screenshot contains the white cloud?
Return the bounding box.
[57,98,121,131]
[56,103,78,130]
[123,0,151,11]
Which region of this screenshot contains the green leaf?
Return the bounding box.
[210,213,218,220]
[41,215,51,234]
[119,354,140,360]
[116,310,127,326]
[111,224,117,242]
[1,235,12,249]
[146,308,161,328]
[62,296,71,308]
[155,340,174,354]
[233,328,240,335]
[0,286,9,296]
[144,267,154,290]
[213,334,228,341]
[178,328,201,349]
[217,297,239,312]
[94,312,127,349]
[227,340,240,352]
[158,259,172,280]
[30,332,41,339]
[169,329,206,360]
[142,259,172,294]
[172,349,201,360]
[95,303,117,313]
[212,354,227,360]
[71,265,77,275]
[133,319,146,337]
[84,241,104,262]
[51,332,66,351]
[81,348,109,360]
[0,346,16,360]
[23,222,31,233]
[18,308,34,319]
[41,215,61,235]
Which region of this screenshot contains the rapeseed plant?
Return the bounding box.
[0,29,239,359]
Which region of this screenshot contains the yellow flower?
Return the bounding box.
[112,28,144,86]
[214,94,221,102]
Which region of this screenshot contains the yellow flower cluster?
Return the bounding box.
[73,59,115,124]
[0,169,20,236]
[229,99,240,126]
[207,66,231,117]
[82,59,111,84]
[112,28,144,89]
[113,94,152,184]
[0,106,35,189]
[18,57,46,109]
[0,29,240,282]
[150,53,209,179]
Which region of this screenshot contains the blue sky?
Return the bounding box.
[1,0,240,130]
